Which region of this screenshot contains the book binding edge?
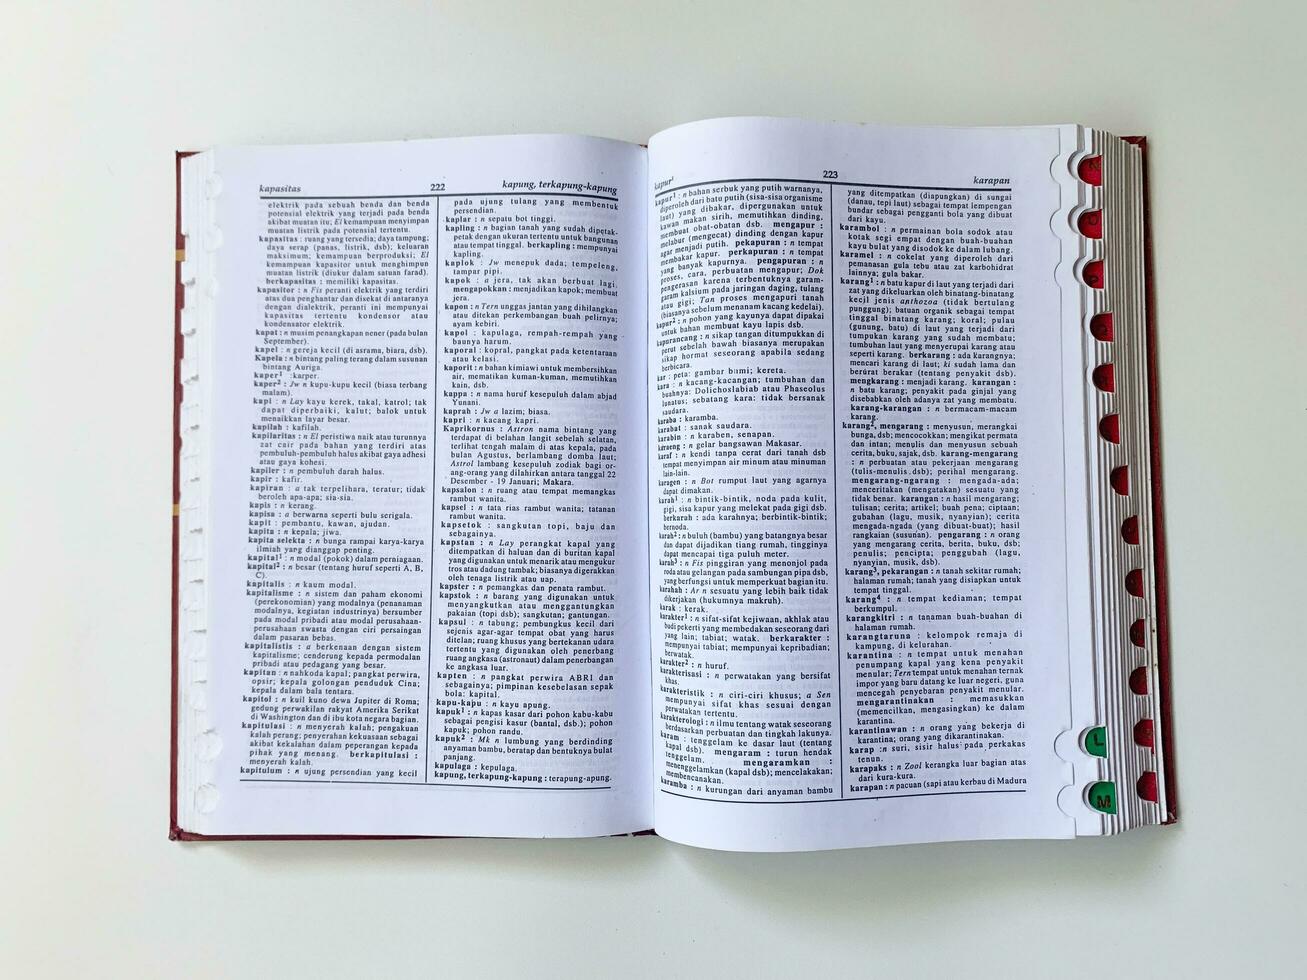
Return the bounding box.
[1124,136,1177,825]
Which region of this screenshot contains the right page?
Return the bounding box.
[646,117,1092,850]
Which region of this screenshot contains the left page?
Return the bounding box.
[176,135,652,837]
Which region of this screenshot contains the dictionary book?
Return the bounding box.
[172,118,1175,849]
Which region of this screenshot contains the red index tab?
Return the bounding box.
[1130,619,1147,647]
[1090,312,1114,342]
[1125,568,1145,598]
[1078,155,1103,186]
[1134,718,1155,748]
[1129,667,1149,695]
[1121,515,1140,544]
[1110,465,1130,496]
[1083,260,1106,289]
[1078,209,1103,239]
[1137,771,1159,802]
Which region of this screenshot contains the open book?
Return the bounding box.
[173,117,1175,850]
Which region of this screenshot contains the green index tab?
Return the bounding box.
[1084,726,1108,758]
[1087,781,1118,815]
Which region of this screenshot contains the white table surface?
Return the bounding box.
[3,1,1304,976]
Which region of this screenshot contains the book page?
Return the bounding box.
[180,135,652,837]
[646,118,1089,850]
